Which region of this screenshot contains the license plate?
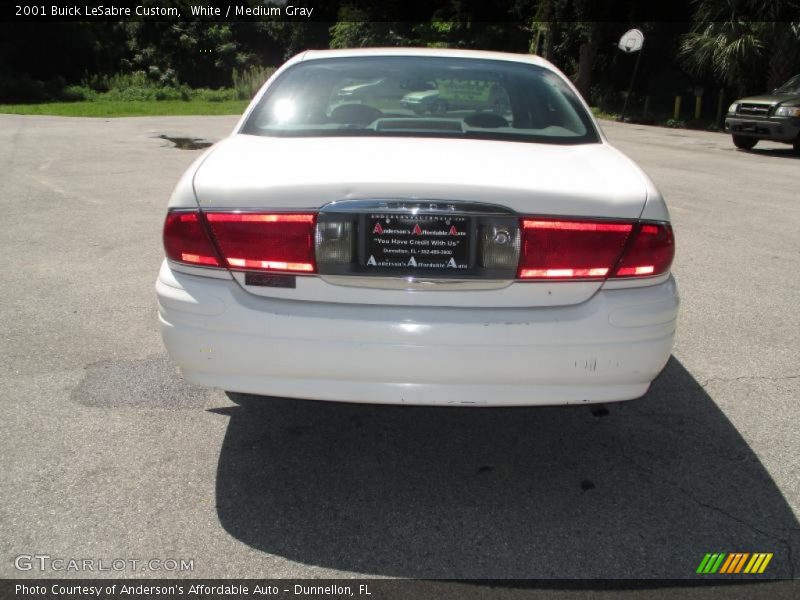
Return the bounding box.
[364,213,471,271]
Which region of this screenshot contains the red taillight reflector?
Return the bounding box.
[181,253,219,266]
[518,218,632,280]
[163,212,221,267]
[612,223,674,278]
[205,213,315,223]
[205,212,317,273]
[520,267,610,278]
[616,265,655,276]
[226,258,314,272]
[522,220,633,233]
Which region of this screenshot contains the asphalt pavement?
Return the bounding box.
[0,114,798,584]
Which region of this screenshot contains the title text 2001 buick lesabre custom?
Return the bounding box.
[156,48,678,406]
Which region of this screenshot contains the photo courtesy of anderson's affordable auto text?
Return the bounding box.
[1,1,799,599]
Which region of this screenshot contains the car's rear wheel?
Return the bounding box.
[732,135,758,150]
[430,100,448,115]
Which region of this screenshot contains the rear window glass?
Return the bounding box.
[241,56,599,145]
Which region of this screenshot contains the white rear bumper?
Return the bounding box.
[156,261,678,406]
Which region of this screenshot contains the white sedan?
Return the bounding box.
[156,48,678,406]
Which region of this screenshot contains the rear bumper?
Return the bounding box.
[724,116,800,142]
[156,261,679,406]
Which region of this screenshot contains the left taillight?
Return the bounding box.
[163,209,317,273]
[205,212,317,273]
[163,211,222,267]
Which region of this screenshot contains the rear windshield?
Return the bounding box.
[241,56,599,145]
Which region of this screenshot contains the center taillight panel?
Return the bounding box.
[163,207,674,282]
[313,210,521,279]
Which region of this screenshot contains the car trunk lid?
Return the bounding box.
[192,135,650,307]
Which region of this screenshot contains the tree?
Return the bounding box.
[329,7,413,49]
[680,0,800,96]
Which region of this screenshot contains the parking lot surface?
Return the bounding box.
[0,114,798,581]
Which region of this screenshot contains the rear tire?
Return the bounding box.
[732,135,757,150]
[430,100,448,115]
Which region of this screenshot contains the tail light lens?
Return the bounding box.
[315,221,355,266]
[480,224,521,269]
[163,210,317,273]
[518,219,673,280]
[205,212,316,272]
[164,209,673,282]
[163,212,222,267]
[613,223,674,277]
[518,219,632,279]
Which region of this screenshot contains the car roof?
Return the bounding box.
[296,47,556,71]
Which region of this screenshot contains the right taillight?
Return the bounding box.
[517,218,673,280]
[611,222,674,278]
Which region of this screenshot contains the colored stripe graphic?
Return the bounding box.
[708,553,725,573]
[698,552,773,574]
[745,554,759,573]
[719,554,736,574]
[696,554,713,574]
[719,553,736,574]
[703,553,720,573]
[733,553,749,573]
[759,553,773,573]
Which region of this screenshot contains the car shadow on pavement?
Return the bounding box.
[213,357,799,579]
[743,147,800,159]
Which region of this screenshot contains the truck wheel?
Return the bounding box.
[732,135,757,150]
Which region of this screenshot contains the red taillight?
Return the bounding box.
[163,212,222,267]
[205,212,316,273]
[517,218,673,280]
[612,223,674,278]
[518,219,633,280]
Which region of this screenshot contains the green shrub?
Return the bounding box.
[192,88,240,102]
[664,118,687,129]
[232,65,276,100]
[102,84,190,102]
[60,85,97,102]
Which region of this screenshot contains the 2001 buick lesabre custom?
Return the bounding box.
[156,48,679,406]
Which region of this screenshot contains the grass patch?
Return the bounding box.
[591,107,620,121]
[0,99,249,117]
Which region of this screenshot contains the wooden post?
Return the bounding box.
[695,96,702,120]
[643,95,650,117]
[673,96,682,120]
[716,89,725,128]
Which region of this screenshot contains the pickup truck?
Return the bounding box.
[725,74,800,152]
